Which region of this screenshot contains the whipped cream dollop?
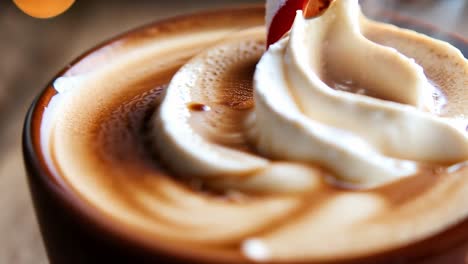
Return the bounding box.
[154,0,468,189]
[253,0,468,186]
[154,27,320,193]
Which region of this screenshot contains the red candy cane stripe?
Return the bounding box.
[267,0,307,46]
[266,0,332,46]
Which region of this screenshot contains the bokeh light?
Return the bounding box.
[13,0,75,19]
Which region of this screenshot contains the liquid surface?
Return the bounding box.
[40,6,468,263]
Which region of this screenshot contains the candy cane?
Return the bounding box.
[266,0,332,46]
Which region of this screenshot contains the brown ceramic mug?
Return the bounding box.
[22,5,468,264]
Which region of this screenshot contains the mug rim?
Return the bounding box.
[22,4,468,264]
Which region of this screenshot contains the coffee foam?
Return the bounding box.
[361,16,468,118]
[180,29,263,152]
[40,7,468,263]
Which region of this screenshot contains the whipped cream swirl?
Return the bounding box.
[154,0,468,189]
[252,0,468,187]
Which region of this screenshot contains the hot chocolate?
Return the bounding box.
[24,2,468,264]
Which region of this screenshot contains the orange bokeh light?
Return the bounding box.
[13,0,75,19]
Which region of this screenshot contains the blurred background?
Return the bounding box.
[0,1,466,263]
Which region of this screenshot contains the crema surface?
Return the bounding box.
[41,4,468,263]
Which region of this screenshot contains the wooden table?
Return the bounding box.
[0,1,465,263]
